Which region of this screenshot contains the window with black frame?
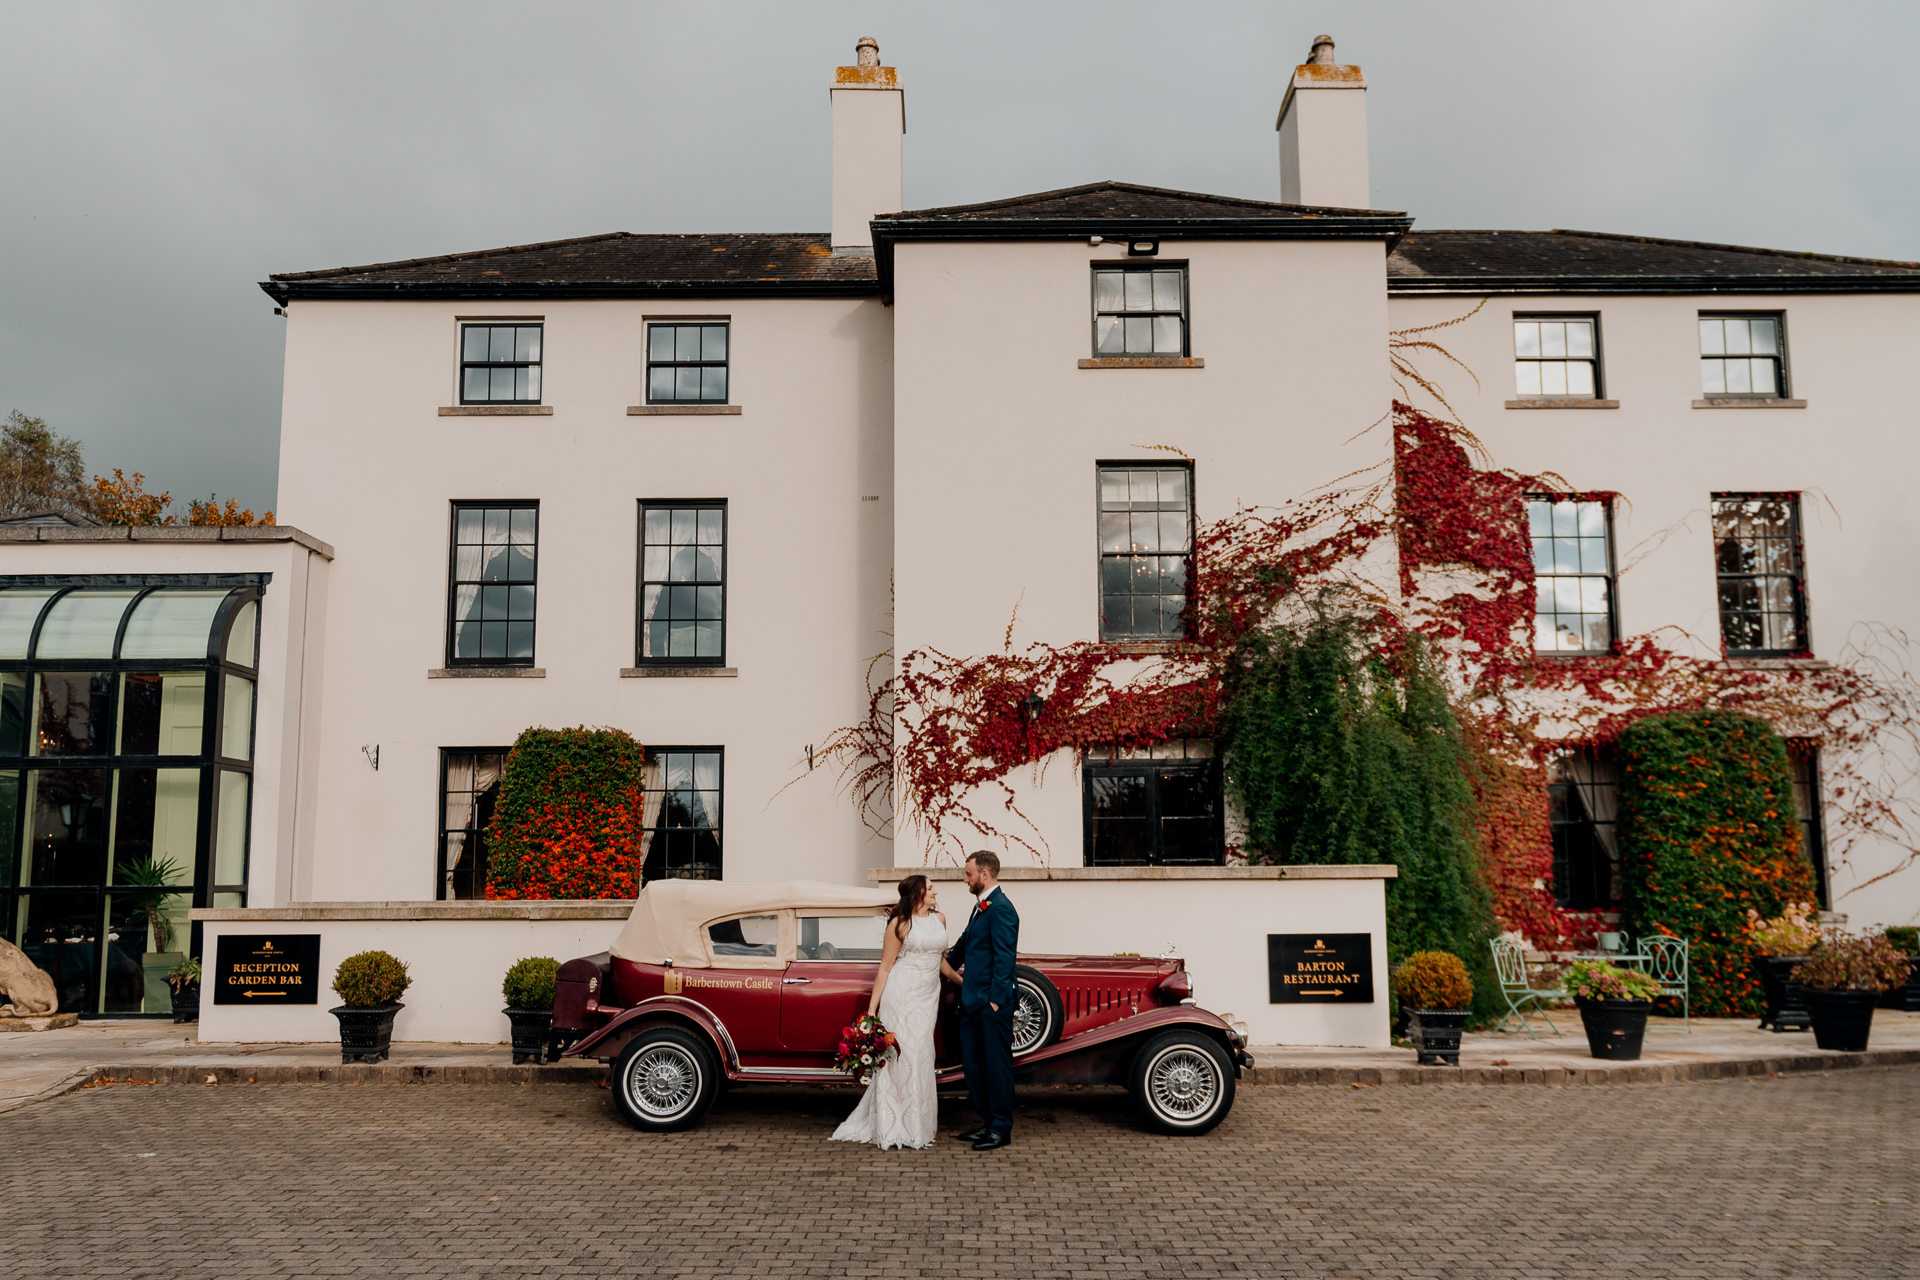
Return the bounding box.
[0,581,260,1016]
[1099,464,1191,642]
[638,503,726,664]
[1546,746,1619,910]
[1529,495,1615,654]
[1712,494,1808,656]
[646,322,729,404]
[1091,267,1187,357]
[460,323,543,405]
[1083,741,1221,866]
[447,503,538,665]
[1788,743,1830,907]
[1699,314,1786,398]
[439,748,508,900]
[642,748,722,882]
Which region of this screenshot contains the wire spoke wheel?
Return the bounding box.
[627,1044,701,1119]
[1011,987,1046,1054]
[1146,1046,1219,1120]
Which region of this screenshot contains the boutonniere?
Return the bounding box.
[978,898,992,909]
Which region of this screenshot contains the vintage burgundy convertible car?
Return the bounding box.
[556,880,1252,1135]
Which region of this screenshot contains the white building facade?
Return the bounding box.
[5,37,1917,1044]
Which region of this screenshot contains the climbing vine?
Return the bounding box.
[821,319,1920,960]
[487,727,647,900]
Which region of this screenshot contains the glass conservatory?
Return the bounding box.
[0,578,261,1016]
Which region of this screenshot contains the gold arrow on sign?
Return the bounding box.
[242,991,287,998]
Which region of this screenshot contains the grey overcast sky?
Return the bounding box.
[3,1,1916,516]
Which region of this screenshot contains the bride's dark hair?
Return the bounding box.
[887,874,929,932]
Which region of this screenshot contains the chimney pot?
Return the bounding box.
[856,36,879,68]
[1308,35,1336,66]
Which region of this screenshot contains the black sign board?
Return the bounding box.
[1268,933,1374,1004]
[214,934,322,1005]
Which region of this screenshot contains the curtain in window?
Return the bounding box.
[635,752,665,866]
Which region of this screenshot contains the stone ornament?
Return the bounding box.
[0,936,59,1017]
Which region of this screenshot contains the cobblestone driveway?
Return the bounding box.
[5,1069,1916,1279]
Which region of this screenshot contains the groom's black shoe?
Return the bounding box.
[955,1127,991,1143]
[971,1131,1012,1151]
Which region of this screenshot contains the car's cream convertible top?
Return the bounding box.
[609,879,895,968]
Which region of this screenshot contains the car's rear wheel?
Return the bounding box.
[611,1026,720,1132]
[1011,965,1065,1056]
[1127,1029,1235,1135]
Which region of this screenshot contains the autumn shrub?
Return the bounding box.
[1617,711,1817,1017]
[486,727,647,900]
[1793,932,1912,993]
[332,950,410,1007]
[1392,950,1474,1011]
[502,957,560,1010]
[1220,606,1500,1021]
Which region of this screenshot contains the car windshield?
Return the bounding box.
[707,913,778,957]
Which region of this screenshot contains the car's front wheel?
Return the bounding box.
[1127,1029,1235,1135]
[611,1026,720,1132]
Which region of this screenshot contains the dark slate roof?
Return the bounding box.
[879,179,1405,224]
[261,232,878,303]
[1389,229,1920,294]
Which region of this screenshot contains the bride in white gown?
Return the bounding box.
[831,875,950,1150]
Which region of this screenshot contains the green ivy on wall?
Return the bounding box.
[486,726,647,900]
[1618,710,1817,1016]
[1219,606,1501,1020]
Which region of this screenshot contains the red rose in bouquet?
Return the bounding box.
[833,1013,900,1085]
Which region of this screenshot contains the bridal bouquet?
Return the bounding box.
[834,1014,900,1085]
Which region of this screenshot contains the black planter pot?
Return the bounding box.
[170,982,200,1024]
[1407,1009,1470,1066]
[1805,989,1879,1052]
[1752,955,1812,1032]
[1574,997,1650,1061]
[331,1003,403,1064]
[504,1008,556,1064]
[1876,961,1920,1012]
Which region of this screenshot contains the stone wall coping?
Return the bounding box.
[0,524,335,559]
[190,901,632,922]
[865,864,1397,882]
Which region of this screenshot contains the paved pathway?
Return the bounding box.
[4,1066,1917,1278]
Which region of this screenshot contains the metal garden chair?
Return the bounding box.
[1490,937,1566,1039]
[1635,934,1691,1032]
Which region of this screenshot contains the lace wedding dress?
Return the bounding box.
[830,912,944,1150]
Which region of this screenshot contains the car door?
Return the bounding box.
[779,910,888,1065]
[676,911,788,1067]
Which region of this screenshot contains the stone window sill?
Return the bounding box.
[1724,656,1829,670]
[1505,398,1619,409]
[428,666,546,678]
[1102,641,1192,656]
[1078,357,1204,369]
[1693,397,1806,409]
[628,405,742,416]
[439,406,553,416]
[620,666,738,678]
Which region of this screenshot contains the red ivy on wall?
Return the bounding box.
[486,727,646,901]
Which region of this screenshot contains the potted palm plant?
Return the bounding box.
[117,855,187,1015]
[501,957,560,1064]
[1566,958,1663,1061]
[1746,903,1820,1032]
[329,950,410,1063]
[1793,931,1911,1052]
[1392,951,1473,1066]
[166,956,201,1023]
[1880,928,1920,1012]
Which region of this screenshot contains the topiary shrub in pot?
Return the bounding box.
[1392,951,1474,1066]
[1879,928,1920,1012]
[1793,932,1911,1052]
[1746,904,1821,1033]
[330,950,411,1064]
[502,957,561,1065]
[1565,959,1662,1061]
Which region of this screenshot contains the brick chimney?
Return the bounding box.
[1275,35,1369,208]
[830,36,904,250]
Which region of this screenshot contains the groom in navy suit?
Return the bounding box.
[942,850,1019,1150]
